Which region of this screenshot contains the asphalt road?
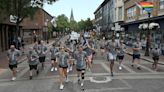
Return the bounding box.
[0,37,164,92]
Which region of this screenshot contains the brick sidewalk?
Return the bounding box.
[126,47,164,65]
[0,38,59,69]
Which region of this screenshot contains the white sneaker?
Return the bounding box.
[81,82,84,86]
[11,77,16,81]
[65,77,69,82]
[69,66,73,71]
[59,84,64,90]
[55,67,57,71]
[51,67,54,72]
[67,69,69,73]
[88,68,91,72]
[119,66,122,70]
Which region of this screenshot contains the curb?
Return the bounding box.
[126,52,164,65]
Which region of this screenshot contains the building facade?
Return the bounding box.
[123,0,164,43]
[0,16,22,52]
[94,5,103,32]
[94,0,115,39]
[22,8,53,44]
[0,8,53,52]
[115,0,124,22]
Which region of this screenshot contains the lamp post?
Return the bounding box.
[139,22,160,56]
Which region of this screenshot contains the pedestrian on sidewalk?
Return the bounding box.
[74,45,87,87]
[27,47,39,80]
[151,45,161,71]
[7,45,21,81]
[131,40,142,70]
[50,43,59,72]
[117,40,126,70]
[36,40,48,69]
[106,39,117,77]
[55,46,69,90]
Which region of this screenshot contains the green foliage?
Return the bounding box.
[55,15,93,32]
[77,18,93,31]
[0,0,58,23]
[69,20,78,31]
[56,14,69,32]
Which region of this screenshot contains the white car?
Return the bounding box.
[69,31,80,41]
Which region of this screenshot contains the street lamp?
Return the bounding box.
[139,22,160,56]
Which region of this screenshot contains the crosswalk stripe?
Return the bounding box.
[115,62,136,73]
[139,64,157,73]
[100,63,111,73]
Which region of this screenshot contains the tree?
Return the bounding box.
[78,20,86,31]
[70,20,78,31]
[56,14,69,32]
[77,18,93,31]
[85,18,93,30]
[0,0,58,36]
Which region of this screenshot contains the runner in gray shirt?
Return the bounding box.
[83,39,95,71]
[151,45,161,71]
[74,45,87,87]
[36,40,48,69]
[55,46,69,90]
[66,41,76,72]
[7,45,21,81]
[106,39,117,77]
[50,43,59,72]
[117,40,126,70]
[132,40,142,70]
[27,47,39,80]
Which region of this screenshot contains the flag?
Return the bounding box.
[136,1,154,12]
[139,1,154,8]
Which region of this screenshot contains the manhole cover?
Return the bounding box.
[90,76,112,83]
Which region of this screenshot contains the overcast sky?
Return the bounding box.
[43,0,104,21]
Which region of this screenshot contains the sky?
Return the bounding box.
[43,0,104,22]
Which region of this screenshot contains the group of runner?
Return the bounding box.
[6,34,161,90]
[7,35,96,90]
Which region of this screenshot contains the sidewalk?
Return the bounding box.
[126,47,164,65]
[0,38,60,69]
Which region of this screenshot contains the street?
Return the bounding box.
[0,36,164,92]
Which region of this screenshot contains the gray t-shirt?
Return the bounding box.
[107,41,117,55]
[133,42,141,55]
[33,44,38,50]
[117,44,126,56]
[55,52,69,67]
[37,45,48,57]
[74,51,87,69]
[84,42,94,56]
[27,50,39,65]
[152,49,161,57]
[7,49,21,65]
[50,47,59,59]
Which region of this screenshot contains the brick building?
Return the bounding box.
[22,8,53,44]
[0,8,53,52]
[0,17,22,52]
